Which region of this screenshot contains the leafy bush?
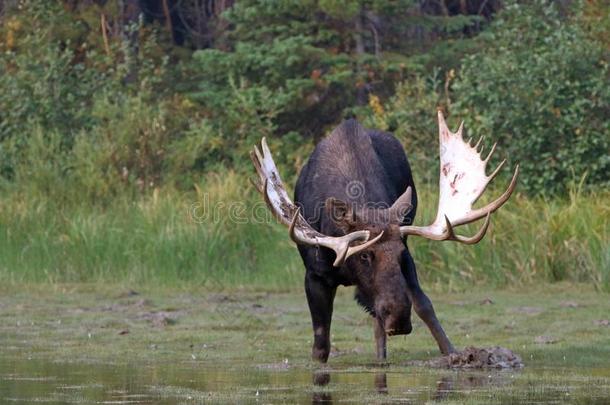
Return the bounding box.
[452,1,609,194]
[0,2,107,173]
[359,70,448,186]
[0,2,210,201]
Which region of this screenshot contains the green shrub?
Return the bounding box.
[0,2,106,173]
[359,70,448,186]
[452,0,609,194]
[0,2,216,201]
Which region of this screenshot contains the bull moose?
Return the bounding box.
[251,111,518,362]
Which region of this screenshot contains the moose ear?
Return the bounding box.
[388,187,413,224]
[325,197,355,230]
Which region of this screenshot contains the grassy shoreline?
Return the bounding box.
[2,282,609,366]
[1,283,609,403]
[1,173,607,290]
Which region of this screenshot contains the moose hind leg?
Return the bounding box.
[401,250,456,355]
[305,272,337,363]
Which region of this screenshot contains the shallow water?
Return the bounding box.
[2,286,609,403]
[1,356,609,404]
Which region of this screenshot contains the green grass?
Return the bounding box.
[0,172,608,290]
[0,172,302,288]
[410,180,610,291]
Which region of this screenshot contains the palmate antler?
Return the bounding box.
[400,111,519,243]
[250,138,383,267]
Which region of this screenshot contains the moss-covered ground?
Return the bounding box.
[1,283,609,403]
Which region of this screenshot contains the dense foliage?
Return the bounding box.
[1,1,606,196]
[0,1,608,287]
[453,1,609,193]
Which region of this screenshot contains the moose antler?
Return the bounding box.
[251,138,383,267]
[400,111,519,243]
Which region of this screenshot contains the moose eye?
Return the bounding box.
[359,251,373,263]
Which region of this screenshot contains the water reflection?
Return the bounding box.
[312,368,515,403]
[374,372,388,394]
[312,370,332,404]
[311,371,396,403]
[312,370,400,403]
[433,376,454,401]
[1,356,609,403]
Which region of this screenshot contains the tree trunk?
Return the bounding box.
[353,8,367,106]
[120,0,142,84]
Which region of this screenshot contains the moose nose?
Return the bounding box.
[386,323,412,336]
[384,314,412,336]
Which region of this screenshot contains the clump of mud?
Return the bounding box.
[422,346,523,369]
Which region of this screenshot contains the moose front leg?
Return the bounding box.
[373,317,387,361]
[401,250,455,355]
[305,272,337,363]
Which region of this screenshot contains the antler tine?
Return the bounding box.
[456,121,464,137]
[488,158,507,181]
[261,137,272,162]
[254,143,264,165]
[465,213,492,244]
[484,142,498,164]
[443,215,456,239]
[474,136,484,152]
[346,231,384,258]
[444,213,491,244]
[437,109,449,133]
[288,207,304,245]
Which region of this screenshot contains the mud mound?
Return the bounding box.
[424,346,523,369]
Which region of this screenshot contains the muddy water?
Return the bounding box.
[1,356,609,404]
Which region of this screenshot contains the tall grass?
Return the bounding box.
[0,173,607,291]
[0,172,303,289]
[410,181,609,291]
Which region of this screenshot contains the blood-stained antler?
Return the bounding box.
[400,111,519,243]
[251,138,383,267]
